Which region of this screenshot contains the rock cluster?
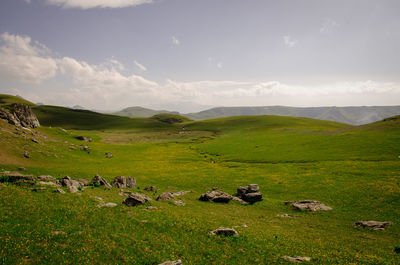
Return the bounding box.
[236,184,263,203]
[355,221,393,230]
[0,104,40,128]
[111,176,136,189]
[285,200,332,211]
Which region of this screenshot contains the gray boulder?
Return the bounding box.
[235,184,263,203]
[199,191,232,203]
[210,227,239,237]
[91,175,111,188]
[355,220,393,230]
[111,176,136,189]
[123,193,151,206]
[285,200,332,211]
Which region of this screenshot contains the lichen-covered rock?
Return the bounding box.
[111,176,136,189]
[209,227,239,237]
[91,175,111,188]
[355,221,393,230]
[123,193,151,206]
[285,200,332,211]
[199,191,232,203]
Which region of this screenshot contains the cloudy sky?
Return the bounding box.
[0,0,399,112]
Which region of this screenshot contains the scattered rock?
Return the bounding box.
[75,136,92,142]
[172,200,186,206]
[212,187,222,191]
[81,145,91,152]
[355,221,393,230]
[277,214,301,218]
[18,167,26,171]
[31,138,39,144]
[123,193,151,206]
[231,196,248,205]
[97,202,117,208]
[285,200,332,211]
[37,181,60,187]
[37,175,56,182]
[23,151,30,158]
[144,186,157,192]
[53,188,66,194]
[158,191,192,201]
[62,176,84,193]
[91,175,111,188]
[282,256,311,262]
[111,176,136,189]
[94,196,103,202]
[199,190,232,203]
[158,260,182,265]
[235,184,263,203]
[105,152,113,158]
[146,206,158,210]
[210,227,239,237]
[52,231,66,235]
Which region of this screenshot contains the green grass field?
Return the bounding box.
[0,95,399,264]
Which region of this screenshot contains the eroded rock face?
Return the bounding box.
[158,260,182,265]
[285,200,332,211]
[1,171,35,183]
[235,184,263,203]
[199,191,232,203]
[123,193,151,206]
[111,176,136,189]
[355,221,393,230]
[91,175,111,188]
[282,256,311,262]
[209,227,239,237]
[0,104,40,128]
[157,191,191,201]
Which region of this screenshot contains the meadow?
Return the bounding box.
[0,95,399,264]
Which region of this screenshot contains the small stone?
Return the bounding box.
[75,136,92,142]
[355,221,393,230]
[277,214,301,218]
[146,206,158,210]
[32,187,46,192]
[37,181,60,187]
[144,186,157,192]
[158,260,182,265]
[18,167,26,171]
[105,152,113,158]
[91,175,111,188]
[281,256,311,262]
[285,200,332,211]
[54,188,66,194]
[52,231,66,235]
[31,138,39,143]
[23,151,30,158]
[172,200,186,206]
[97,202,117,208]
[210,227,239,237]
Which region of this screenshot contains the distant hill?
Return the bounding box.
[113,106,179,118]
[184,106,400,125]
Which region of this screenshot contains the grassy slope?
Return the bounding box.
[0,101,399,264]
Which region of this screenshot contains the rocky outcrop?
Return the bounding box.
[199,190,232,203]
[111,176,136,189]
[123,193,151,206]
[0,171,35,183]
[355,221,393,230]
[236,184,263,203]
[285,200,332,211]
[209,227,239,237]
[91,175,111,188]
[0,104,40,128]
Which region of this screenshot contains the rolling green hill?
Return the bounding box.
[0,97,399,264]
[113,106,179,118]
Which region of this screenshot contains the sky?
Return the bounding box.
[0,0,399,112]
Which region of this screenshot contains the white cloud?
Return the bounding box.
[320,19,340,33]
[171,36,180,46]
[0,32,58,83]
[1,33,399,111]
[45,0,152,9]
[24,0,31,3]
[134,60,147,71]
[217,63,222,69]
[283,35,297,48]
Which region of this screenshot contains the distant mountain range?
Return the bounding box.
[114,105,400,125]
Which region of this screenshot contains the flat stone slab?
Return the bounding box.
[282,256,311,262]
[209,227,239,237]
[123,193,151,207]
[355,220,393,230]
[285,200,332,211]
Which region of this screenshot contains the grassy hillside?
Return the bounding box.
[185,105,400,125]
[0,105,399,264]
[0,94,35,108]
